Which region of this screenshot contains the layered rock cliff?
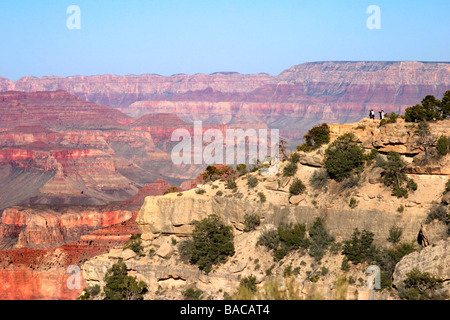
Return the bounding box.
[0,208,142,300]
[81,118,450,300]
[0,90,131,130]
[0,205,134,249]
[2,62,449,140]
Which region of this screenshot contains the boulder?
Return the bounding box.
[156,242,174,259]
[298,150,324,167]
[279,176,291,188]
[392,238,450,294]
[264,180,279,191]
[107,248,137,261]
[289,195,305,205]
[121,248,138,261]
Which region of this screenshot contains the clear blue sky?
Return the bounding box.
[1,0,449,80]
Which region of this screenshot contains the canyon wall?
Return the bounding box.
[2,61,449,140]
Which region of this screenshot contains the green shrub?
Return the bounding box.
[275,223,309,261]
[404,94,443,122]
[392,186,408,198]
[324,133,364,181]
[257,223,309,261]
[339,174,361,192]
[163,186,178,195]
[436,135,449,156]
[225,179,237,190]
[282,264,292,277]
[289,152,300,163]
[78,284,101,300]
[445,179,450,194]
[182,287,204,300]
[239,275,258,293]
[243,213,261,232]
[103,260,148,300]
[236,163,248,176]
[379,112,400,127]
[283,162,298,177]
[201,165,222,182]
[297,123,330,152]
[308,218,335,261]
[289,178,306,195]
[342,229,378,265]
[425,205,449,224]
[178,239,193,263]
[399,268,447,300]
[257,229,280,251]
[374,154,386,167]
[381,151,406,186]
[340,257,350,272]
[381,151,410,198]
[442,90,450,118]
[265,264,276,276]
[257,192,266,203]
[406,179,418,191]
[387,225,403,244]
[375,241,416,290]
[195,188,206,194]
[215,190,223,196]
[364,148,379,165]
[247,175,258,188]
[187,215,235,273]
[348,197,358,208]
[309,169,329,189]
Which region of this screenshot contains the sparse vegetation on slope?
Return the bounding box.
[297,123,330,152]
[404,91,450,122]
[103,260,148,300]
[324,133,365,181]
[180,214,235,273]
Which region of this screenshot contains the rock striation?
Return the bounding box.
[80,117,450,301]
[2,62,449,140]
[392,238,450,292]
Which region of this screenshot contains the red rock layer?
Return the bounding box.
[0,90,131,130]
[2,62,449,139]
[120,179,174,207]
[0,208,141,300]
[0,205,134,249]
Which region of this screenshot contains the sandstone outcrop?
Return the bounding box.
[79,118,450,301]
[392,238,450,291]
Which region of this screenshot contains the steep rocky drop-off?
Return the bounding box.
[0,92,203,209]
[81,118,450,300]
[0,172,194,300]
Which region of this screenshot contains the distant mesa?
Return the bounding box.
[1,61,448,141]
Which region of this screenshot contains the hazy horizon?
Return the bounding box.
[1,0,449,81]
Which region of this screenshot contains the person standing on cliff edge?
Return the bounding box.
[369,109,375,120]
[379,110,385,119]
